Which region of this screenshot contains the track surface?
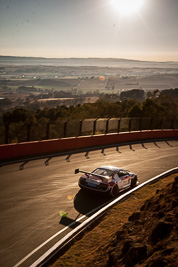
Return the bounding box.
[0,140,178,267]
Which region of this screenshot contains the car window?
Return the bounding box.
[92,168,113,177]
[118,170,128,177]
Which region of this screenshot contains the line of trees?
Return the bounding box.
[1,93,177,124]
[0,93,177,144]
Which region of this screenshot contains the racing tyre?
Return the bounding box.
[131,177,137,188]
[111,185,119,197]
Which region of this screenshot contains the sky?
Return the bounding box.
[0,0,178,62]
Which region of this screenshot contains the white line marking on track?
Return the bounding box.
[14,199,111,267]
[13,214,86,267]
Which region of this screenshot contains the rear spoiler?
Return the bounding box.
[75,168,107,181]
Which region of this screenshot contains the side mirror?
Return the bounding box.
[75,168,79,174]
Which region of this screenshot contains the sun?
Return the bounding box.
[111,0,144,15]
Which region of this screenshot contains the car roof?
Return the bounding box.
[98,166,124,172]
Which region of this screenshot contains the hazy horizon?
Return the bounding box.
[1,0,178,62]
[0,55,178,63]
[1,55,178,64]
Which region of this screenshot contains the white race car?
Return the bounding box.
[75,166,138,197]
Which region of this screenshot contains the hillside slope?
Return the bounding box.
[103,176,178,267]
[52,175,178,267]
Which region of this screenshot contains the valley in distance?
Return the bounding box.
[0,56,178,111]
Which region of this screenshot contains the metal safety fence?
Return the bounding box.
[0,117,177,144]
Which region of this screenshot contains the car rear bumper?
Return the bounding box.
[79,181,111,195]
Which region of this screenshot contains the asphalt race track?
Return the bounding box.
[0,140,178,267]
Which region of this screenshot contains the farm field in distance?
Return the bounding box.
[0,57,178,110]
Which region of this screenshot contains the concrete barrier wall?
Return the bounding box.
[0,130,178,161]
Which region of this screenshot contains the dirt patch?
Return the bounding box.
[51,174,178,267]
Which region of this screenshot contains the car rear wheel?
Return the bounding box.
[131,177,137,188]
[111,184,119,197]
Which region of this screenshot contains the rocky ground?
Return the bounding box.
[105,176,178,267]
[52,175,178,267]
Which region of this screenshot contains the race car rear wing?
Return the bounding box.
[75,168,107,181]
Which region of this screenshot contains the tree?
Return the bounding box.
[128,104,142,117]
[3,111,13,124]
[142,99,164,117]
[12,108,30,122]
[25,113,37,125]
[120,89,145,101]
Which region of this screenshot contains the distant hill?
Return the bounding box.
[1,56,178,68]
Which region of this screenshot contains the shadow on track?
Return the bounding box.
[73,185,133,216]
[59,216,81,229]
[165,141,173,147]
[141,143,148,149]
[154,141,161,148]
[74,189,110,216]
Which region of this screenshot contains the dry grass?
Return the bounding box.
[51,174,178,267]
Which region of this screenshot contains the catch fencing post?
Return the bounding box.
[5,124,9,144]
[117,118,121,133]
[139,117,142,131]
[27,124,31,142]
[105,118,110,134]
[93,119,97,135]
[161,118,164,131]
[63,121,68,138]
[150,118,153,130]
[171,119,174,130]
[46,122,50,139]
[129,118,132,132]
[79,120,83,136]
